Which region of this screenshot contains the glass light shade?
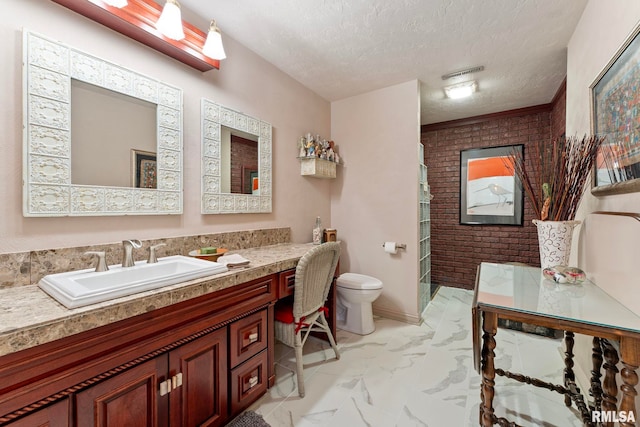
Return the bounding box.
[444,81,477,99]
[103,0,128,7]
[203,21,226,60]
[156,0,185,40]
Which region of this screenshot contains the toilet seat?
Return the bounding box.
[336,273,382,290]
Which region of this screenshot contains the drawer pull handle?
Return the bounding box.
[160,379,173,396]
[161,373,183,396]
[248,332,259,343]
[248,376,259,388]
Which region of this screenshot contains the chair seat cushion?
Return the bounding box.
[274,300,295,324]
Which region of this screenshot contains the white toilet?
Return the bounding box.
[336,273,383,335]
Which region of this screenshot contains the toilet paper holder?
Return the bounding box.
[381,243,406,250]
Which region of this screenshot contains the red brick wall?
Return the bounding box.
[421,105,564,290]
[230,136,258,194]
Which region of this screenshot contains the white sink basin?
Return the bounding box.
[38,255,228,309]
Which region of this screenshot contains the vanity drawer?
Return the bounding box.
[229,350,268,416]
[229,309,267,368]
[278,268,296,298]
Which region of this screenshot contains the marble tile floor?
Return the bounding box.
[250,286,584,426]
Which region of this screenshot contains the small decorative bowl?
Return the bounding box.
[542,265,586,284]
[188,248,228,261]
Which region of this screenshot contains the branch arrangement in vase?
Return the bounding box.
[505,135,606,221]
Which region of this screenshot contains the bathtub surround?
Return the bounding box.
[0,227,290,289]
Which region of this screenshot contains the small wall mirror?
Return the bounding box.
[201,99,272,214]
[23,30,183,216]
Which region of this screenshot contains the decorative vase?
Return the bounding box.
[532,219,581,269]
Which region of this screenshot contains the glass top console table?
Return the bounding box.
[473,262,640,426]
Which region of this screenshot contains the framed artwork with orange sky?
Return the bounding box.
[460,145,524,225]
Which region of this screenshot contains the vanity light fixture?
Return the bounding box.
[103,0,128,7]
[444,80,477,99]
[51,0,221,71]
[156,0,185,40]
[202,20,226,60]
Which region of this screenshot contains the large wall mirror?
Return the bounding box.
[23,30,183,216]
[201,99,272,213]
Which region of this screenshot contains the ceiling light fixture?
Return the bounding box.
[156,0,185,40]
[202,20,226,60]
[103,0,128,7]
[444,80,477,99]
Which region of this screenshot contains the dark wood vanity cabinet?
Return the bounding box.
[0,275,277,427]
[75,328,229,427]
[75,356,170,427]
[4,399,70,427]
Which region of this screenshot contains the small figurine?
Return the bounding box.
[299,136,306,157]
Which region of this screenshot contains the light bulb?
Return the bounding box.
[203,20,226,60]
[156,0,185,41]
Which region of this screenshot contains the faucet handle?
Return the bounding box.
[85,251,108,272]
[147,243,167,264]
[123,239,143,249]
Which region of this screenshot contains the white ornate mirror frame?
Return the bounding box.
[201,99,272,214]
[23,30,183,216]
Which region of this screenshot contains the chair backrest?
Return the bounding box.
[293,242,341,319]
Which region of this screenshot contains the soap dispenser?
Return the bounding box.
[312,216,322,245]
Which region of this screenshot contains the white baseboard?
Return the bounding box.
[372,306,421,325]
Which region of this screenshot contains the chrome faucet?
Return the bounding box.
[122,239,142,267]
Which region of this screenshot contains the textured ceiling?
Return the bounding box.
[179,0,588,125]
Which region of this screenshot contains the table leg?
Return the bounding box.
[601,339,619,427]
[619,337,639,427]
[481,311,498,427]
[564,331,575,407]
[590,337,603,412]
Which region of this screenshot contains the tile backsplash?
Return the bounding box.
[0,227,290,288]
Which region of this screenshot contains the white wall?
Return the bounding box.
[0,0,332,253]
[331,80,421,323]
[566,0,640,404]
[568,0,640,312]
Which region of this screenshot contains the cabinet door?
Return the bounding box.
[75,357,167,427]
[169,328,227,427]
[5,399,69,427]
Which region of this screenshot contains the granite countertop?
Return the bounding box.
[0,242,316,357]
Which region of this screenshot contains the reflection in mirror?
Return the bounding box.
[220,126,259,194]
[71,80,156,188]
[23,30,183,216]
[201,99,272,214]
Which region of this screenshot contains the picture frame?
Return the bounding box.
[131,149,157,189]
[460,145,523,226]
[590,22,640,196]
[241,165,259,195]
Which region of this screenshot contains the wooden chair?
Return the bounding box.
[274,242,341,397]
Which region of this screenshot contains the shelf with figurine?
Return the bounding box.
[297,133,342,179]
